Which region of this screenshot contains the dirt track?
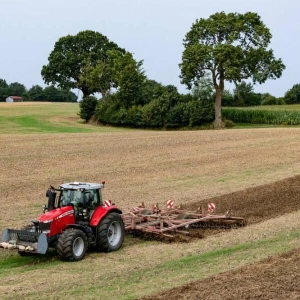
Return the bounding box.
[142,248,300,300]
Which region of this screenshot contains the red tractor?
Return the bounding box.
[1,182,125,261]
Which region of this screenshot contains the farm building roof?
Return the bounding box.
[9,96,23,99]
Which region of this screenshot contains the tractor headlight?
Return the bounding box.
[39,221,52,233]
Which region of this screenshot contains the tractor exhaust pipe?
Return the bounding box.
[1,229,48,254]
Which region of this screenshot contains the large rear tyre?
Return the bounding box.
[56,228,87,261]
[96,212,125,252]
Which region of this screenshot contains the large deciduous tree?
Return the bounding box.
[41,30,125,98]
[108,50,145,107]
[82,50,145,106]
[180,11,285,128]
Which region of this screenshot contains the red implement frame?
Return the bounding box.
[122,205,246,238]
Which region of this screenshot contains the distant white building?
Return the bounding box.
[6,96,23,102]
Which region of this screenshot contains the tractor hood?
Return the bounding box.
[39,206,74,223]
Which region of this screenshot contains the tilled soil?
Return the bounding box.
[162,175,300,241]
[141,248,300,300]
[130,175,300,242]
[188,174,300,225]
[140,176,300,299]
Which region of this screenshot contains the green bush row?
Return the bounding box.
[222,108,300,125]
[95,94,214,128]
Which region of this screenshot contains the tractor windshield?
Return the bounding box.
[59,189,101,209]
[60,190,83,207]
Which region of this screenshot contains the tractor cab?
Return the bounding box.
[45,182,105,222]
[1,181,125,261]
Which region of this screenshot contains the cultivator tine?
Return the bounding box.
[122,203,246,240]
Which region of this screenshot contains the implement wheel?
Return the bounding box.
[96,212,125,252]
[56,228,87,261]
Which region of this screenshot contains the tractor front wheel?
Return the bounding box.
[96,212,125,252]
[56,228,87,261]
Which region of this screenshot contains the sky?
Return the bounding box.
[0,0,299,98]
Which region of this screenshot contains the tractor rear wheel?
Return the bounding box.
[96,212,125,252]
[56,228,87,261]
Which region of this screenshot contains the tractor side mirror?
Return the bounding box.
[47,192,56,211]
[45,188,56,212]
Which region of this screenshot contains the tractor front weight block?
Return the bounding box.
[1,229,48,254]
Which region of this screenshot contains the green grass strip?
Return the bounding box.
[0,251,60,276]
[0,103,130,134]
[64,230,300,299]
[2,230,299,299]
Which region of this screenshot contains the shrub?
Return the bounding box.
[277,97,286,105]
[224,119,235,127]
[187,100,214,126]
[79,96,98,122]
[95,96,127,125]
[261,93,278,105]
[94,88,214,129]
[141,97,168,127]
[165,99,214,128]
[165,102,190,128]
[125,105,143,126]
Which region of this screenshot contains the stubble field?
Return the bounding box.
[0,102,300,299]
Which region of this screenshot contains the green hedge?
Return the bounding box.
[95,94,214,128]
[223,108,300,125]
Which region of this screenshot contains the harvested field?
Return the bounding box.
[1,125,300,299]
[142,248,300,300]
[1,128,300,230]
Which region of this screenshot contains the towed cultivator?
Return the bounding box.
[1,183,246,261]
[122,201,246,238]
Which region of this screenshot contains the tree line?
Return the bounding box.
[0,79,77,102]
[41,30,215,128]
[11,11,290,128]
[197,78,300,107]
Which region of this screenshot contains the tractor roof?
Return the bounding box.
[60,182,104,190]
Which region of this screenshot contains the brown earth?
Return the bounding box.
[1,128,300,231]
[141,175,300,299]
[1,129,300,299]
[117,175,300,243]
[141,248,300,300]
[189,174,300,225]
[166,175,300,241]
